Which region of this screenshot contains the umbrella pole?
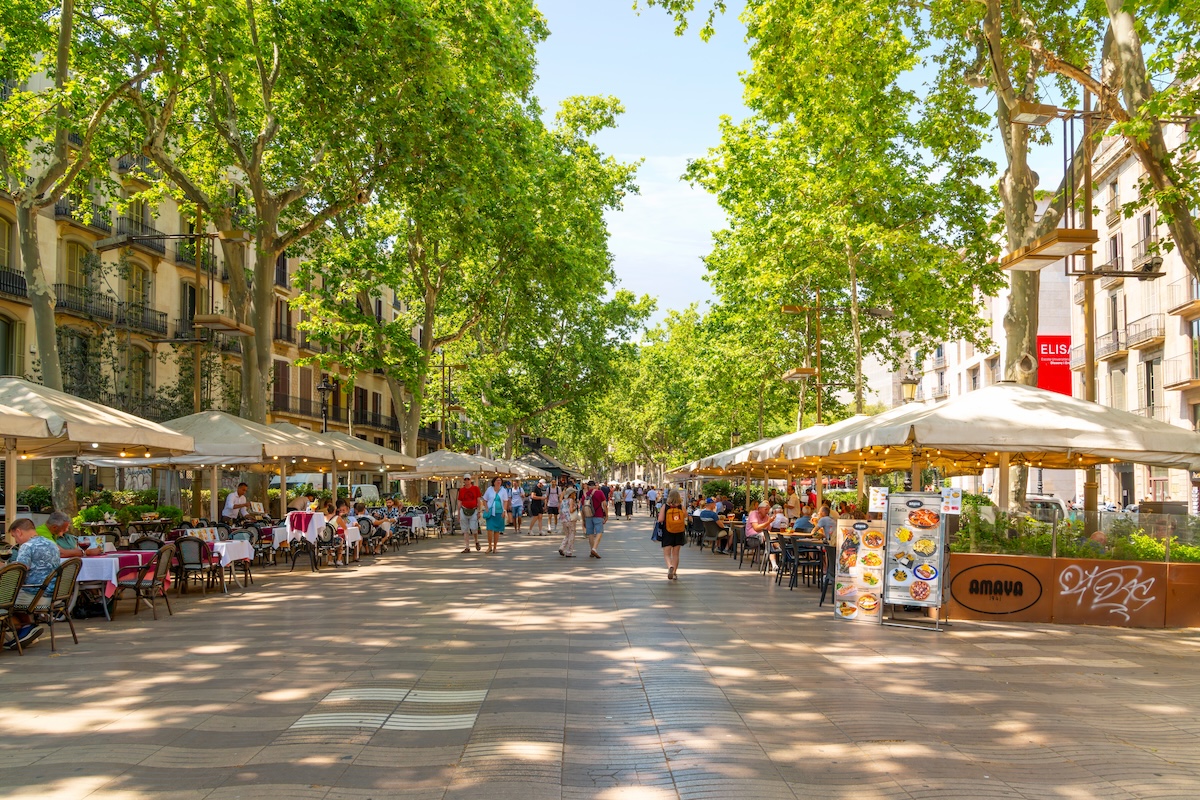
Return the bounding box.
[4,440,15,543]
[997,453,1010,512]
[857,464,866,509]
[210,465,219,522]
[279,461,288,519]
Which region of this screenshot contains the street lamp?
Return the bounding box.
[900,373,920,404]
[316,377,332,433]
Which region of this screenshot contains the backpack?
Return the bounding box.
[581,490,595,518]
[664,506,686,534]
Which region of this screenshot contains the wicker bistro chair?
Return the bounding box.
[226,529,256,585]
[0,562,28,655]
[13,558,83,653]
[129,537,165,552]
[316,524,344,566]
[115,543,175,619]
[174,536,225,595]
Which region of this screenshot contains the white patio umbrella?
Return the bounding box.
[270,422,383,502]
[82,410,332,519]
[318,430,417,473]
[0,377,195,526]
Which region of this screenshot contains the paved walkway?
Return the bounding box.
[2,512,1199,799]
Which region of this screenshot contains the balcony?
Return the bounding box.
[273,323,297,345]
[53,197,111,234]
[931,354,946,369]
[117,301,168,337]
[417,425,442,443]
[1073,281,1085,305]
[932,384,949,399]
[114,217,166,254]
[356,411,401,433]
[218,333,242,355]
[1070,344,1087,371]
[271,394,321,419]
[174,241,218,274]
[299,333,326,353]
[102,392,172,423]
[1132,231,1159,270]
[1164,355,1200,391]
[1134,405,1168,422]
[0,268,27,299]
[66,131,84,148]
[116,154,159,182]
[1167,278,1200,319]
[1095,329,1128,361]
[1099,254,1124,289]
[1126,313,1165,350]
[0,79,14,101]
[54,283,115,321]
[1105,198,1121,228]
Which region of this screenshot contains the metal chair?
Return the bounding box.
[0,562,28,654]
[14,558,82,653]
[700,519,725,553]
[129,537,164,552]
[115,543,175,619]
[175,536,225,594]
[317,523,344,566]
[740,530,765,570]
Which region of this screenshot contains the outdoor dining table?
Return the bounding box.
[126,519,174,538]
[211,540,255,588]
[77,551,158,619]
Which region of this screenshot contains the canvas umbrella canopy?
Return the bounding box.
[0,377,195,525]
[408,449,506,480]
[493,458,550,480]
[269,423,387,507]
[81,410,333,519]
[516,450,584,480]
[318,430,417,472]
[789,383,1200,503]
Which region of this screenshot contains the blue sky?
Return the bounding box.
[533,1,1067,327]
[534,0,750,324]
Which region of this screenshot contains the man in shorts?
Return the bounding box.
[583,480,608,559]
[457,475,482,552]
[545,481,561,534]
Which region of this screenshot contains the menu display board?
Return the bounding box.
[833,519,887,623]
[882,493,947,610]
[868,487,889,513]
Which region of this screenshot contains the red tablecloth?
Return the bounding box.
[79,552,157,597]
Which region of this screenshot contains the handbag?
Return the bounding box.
[651,517,662,542]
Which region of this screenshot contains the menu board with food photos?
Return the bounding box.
[833,519,887,624]
[882,493,947,609]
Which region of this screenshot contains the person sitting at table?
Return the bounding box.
[323,502,349,565]
[697,497,731,554]
[792,506,815,534]
[222,482,252,522]
[814,505,837,540]
[744,501,774,569]
[356,501,391,553]
[37,511,97,558]
[769,504,789,531]
[288,491,311,512]
[5,518,59,650]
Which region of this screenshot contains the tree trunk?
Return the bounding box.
[1103,0,1200,282]
[847,246,864,413]
[249,241,275,424]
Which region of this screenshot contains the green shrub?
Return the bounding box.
[16,485,52,512]
[962,492,992,507]
[156,505,184,525]
[822,489,858,508]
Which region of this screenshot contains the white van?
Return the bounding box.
[350,484,381,505]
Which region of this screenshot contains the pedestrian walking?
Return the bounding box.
[557,486,578,557]
[646,485,658,517]
[510,482,525,533]
[457,475,482,553]
[482,476,510,554]
[582,479,607,558]
[658,489,687,580]
[546,481,561,534]
[528,480,546,535]
[623,483,634,518]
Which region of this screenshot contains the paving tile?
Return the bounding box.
[2,515,1199,798]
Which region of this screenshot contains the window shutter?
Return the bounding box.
[10,319,24,377]
[1152,359,1164,409]
[1136,365,1145,410]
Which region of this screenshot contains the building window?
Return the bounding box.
[127,262,150,307]
[59,328,100,399]
[0,217,11,270]
[969,367,980,391]
[987,356,1000,384]
[126,347,151,402]
[1110,367,1126,411]
[64,242,91,287]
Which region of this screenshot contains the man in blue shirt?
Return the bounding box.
[7,518,60,649]
[697,497,731,553]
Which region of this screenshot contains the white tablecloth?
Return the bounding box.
[211,540,254,567]
[77,553,155,597]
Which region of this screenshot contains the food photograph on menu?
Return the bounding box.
[882,495,946,610]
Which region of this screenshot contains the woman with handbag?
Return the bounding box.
[557,487,578,557]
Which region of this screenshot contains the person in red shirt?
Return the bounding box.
[583,480,608,559]
[457,474,483,553]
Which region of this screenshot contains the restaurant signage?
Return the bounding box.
[833,519,886,623]
[882,493,947,611]
[950,563,1043,614]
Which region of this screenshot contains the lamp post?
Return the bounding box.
[316,377,331,434]
[900,373,920,404]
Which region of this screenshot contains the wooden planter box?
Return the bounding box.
[946,553,1192,628]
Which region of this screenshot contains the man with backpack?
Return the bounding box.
[545,481,561,535]
[581,480,607,559]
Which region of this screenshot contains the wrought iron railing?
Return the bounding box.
[54,283,115,320]
[117,302,168,336]
[115,217,166,254]
[0,268,27,299]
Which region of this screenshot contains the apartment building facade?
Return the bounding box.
[1,93,448,492]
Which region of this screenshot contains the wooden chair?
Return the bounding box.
[0,562,28,654]
[115,543,175,619]
[14,558,82,653]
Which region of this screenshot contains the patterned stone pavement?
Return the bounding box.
[2,511,1199,799]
